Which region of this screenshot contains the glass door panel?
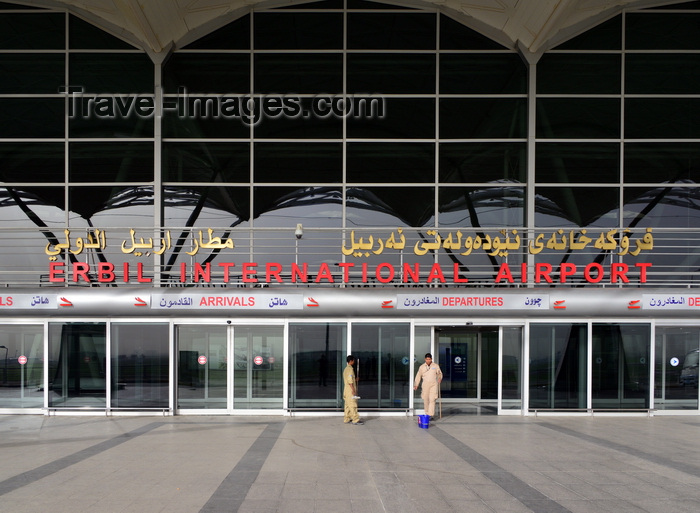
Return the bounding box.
[48,322,106,408]
[500,326,523,411]
[592,323,650,409]
[111,323,169,409]
[654,327,699,410]
[412,327,431,413]
[0,325,44,409]
[352,323,410,409]
[481,329,499,399]
[177,325,227,410]
[288,323,346,409]
[437,329,474,399]
[529,323,587,410]
[233,325,283,409]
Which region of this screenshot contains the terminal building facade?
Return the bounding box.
[1,0,700,416]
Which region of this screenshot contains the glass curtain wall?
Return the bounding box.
[536,3,700,286]
[0,325,43,408]
[2,2,700,286]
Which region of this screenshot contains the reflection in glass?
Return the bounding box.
[592,323,650,409]
[48,322,106,408]
[439,186,524,227]
[254,186,342,227]
[69,186,154,227]
[534,186,619,228]
[163,186,250,227]
[347,186,434,227]
[288,323,346,408]
[623,186,700,228]
[352,323,409,409]
[234,326,284,409]
[111,323,169,409]
[655,327,700,411]
[529,324,587,410]
[177,326,227,410]
[0,325,43,408]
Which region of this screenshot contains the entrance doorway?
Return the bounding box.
[435,327,499,401]
[176,324,284,412]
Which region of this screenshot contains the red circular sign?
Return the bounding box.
[254,356,263,365]
[198,355,207,365]
[18,355,28,365]
[268,356,275,364]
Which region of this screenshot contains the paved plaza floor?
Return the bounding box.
[1,408,700,513]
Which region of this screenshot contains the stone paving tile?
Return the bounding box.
[2,414,700,513]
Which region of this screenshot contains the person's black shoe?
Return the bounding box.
[352,420,364,425]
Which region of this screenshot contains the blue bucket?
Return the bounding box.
[418,414,430,429]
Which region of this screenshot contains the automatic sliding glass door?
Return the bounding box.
[177,326,227,410]
[177,324,284,412]
[654,327,700,411]
[352,323,410,409]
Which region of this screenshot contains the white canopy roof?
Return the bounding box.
[18,0,679,58]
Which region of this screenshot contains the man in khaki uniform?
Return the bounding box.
[343,355,363,425]
[413,353,443,419]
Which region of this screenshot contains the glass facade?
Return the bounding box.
[0,1,696,287]
[2,1,700,417]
